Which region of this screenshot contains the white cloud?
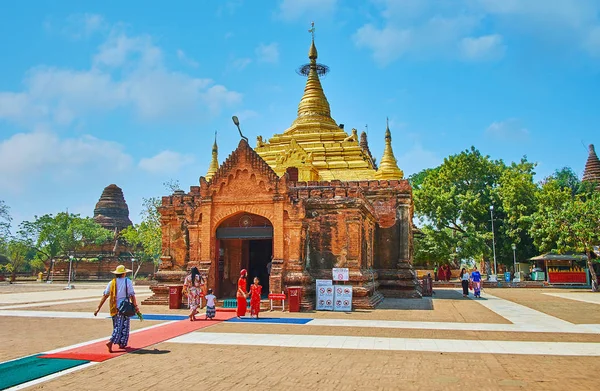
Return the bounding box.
[93,32,162,68]
[46,13,106,39]
[255,43,279,63]
[177,49,199,68]
[474,0,599,29]
[231,57,252,70]
[0,129,132,193]
[139,150,195,174]
[354,15,480,65]
[0,25,242,126]
[460,34,505,61]
[276,0,338,21]
[485,118,529,140]
[354,25,412,65]
[355,0,600,64]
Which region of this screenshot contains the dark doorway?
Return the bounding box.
[286,167,298,182]
[248,239,272,295]
[215,213,273,298]
[216,238,273,298]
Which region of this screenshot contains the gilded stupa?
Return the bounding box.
[375,119,404,180]
[254,27,402,181]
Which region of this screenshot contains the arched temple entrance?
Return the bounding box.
[215,212,273,298]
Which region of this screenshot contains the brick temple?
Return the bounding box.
[147,34,420,309]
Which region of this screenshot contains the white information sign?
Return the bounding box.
[316,279,334,311]
[332,268,349,281]
[333,284,353,312]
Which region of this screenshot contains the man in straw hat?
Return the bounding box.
[94,264,139,352]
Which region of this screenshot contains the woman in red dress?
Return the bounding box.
[236,269,248,319]
[250,277,262,319]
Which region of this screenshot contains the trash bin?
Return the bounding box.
[504,272,511,282]
[287,286,302,312]
[169,285,183,309]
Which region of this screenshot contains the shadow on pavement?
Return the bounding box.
[129,348,171,355]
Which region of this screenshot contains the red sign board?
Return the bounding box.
[548,272,587,284]
[268,293,286,300]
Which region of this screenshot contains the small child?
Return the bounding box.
[205,289,216,320]
[249,277,262,319]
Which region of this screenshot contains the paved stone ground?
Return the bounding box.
[2,286,600,390]
[487,288,600,324]
[28,344,599,391]
[199,322,600,342]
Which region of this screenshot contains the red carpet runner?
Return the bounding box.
[40,312,235,362]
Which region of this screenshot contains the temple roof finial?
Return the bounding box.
[308,22,317,60]
[375,120,404,180]
[206,131,219,181]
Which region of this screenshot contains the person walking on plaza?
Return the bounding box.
[205,288,217,320]
[250,277,263,319]
[94,264,138,353]
[470,266,482,298]
[460,267,470,297]
[183,267,203,321]
[434,264,439,281]
[236,269,248,319]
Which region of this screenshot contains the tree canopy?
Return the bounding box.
[0,200,11,241]
[530,185,600,291]
[412,147,539,269]
[19,213,114,266]
[119,180,178,278]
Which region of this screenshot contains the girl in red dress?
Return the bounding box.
[250,277,262,319]
[236,269,248,319]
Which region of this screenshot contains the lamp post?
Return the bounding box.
[490,205,498,281]
[512,243,519,282]
[232,115,249,143]
[65,255,74,290]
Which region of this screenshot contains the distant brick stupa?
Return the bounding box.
[93,184,133,232]
[583,144,600,190]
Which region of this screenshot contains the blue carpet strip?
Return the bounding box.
[227,317,313,325]
[141,314,190,321]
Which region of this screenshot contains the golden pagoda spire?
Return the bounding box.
[289,22,337,130]
[205,131,218,181]
[375,118,404,180]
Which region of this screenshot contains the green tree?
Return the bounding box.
[528,180,572,253]
[530,189,600,291]
[0,200,11,241]
[496,159,539,262]
[120,220,161,279]
[413,147,539,272]
[19,213,113,280]
[119,180,178,278]
[1,238,31,282]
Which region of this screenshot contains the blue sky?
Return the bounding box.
[1,0,599,228]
